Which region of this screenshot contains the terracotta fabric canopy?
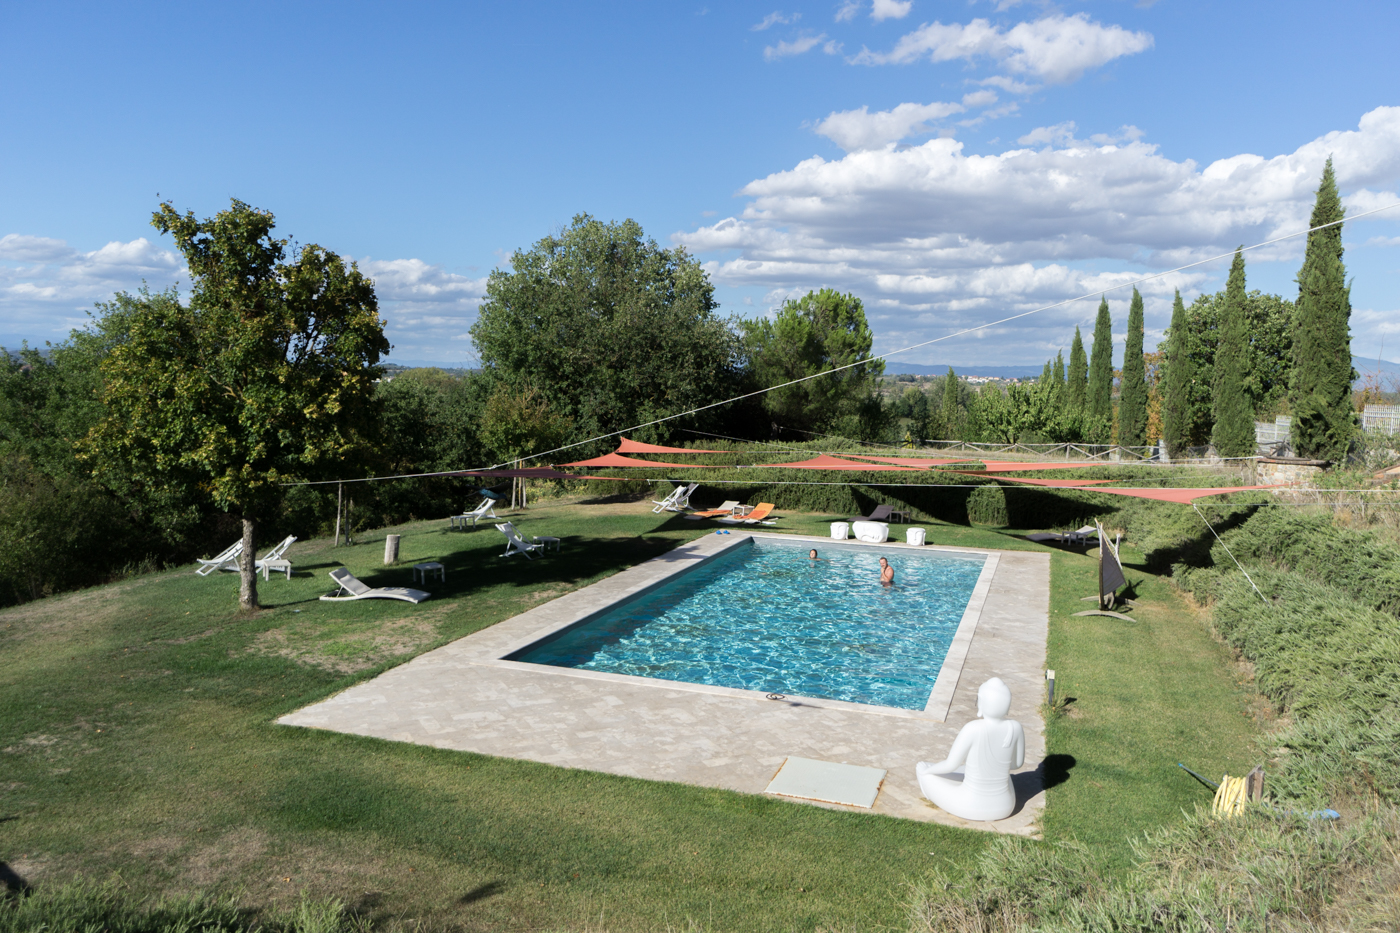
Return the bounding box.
[1066,484,1284,504]
[458,467,623,480]
[844,455,976,468]
[946,472,1120,488]
[616,438,728,454]
[977,460,1114,472]
[556,452,701,469]
[756,454,919,471]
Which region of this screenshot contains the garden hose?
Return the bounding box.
[1212,773,1249,817]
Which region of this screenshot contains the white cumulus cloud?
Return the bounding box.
[853,13,1153,84]
[676,106,1400,364]
[814,100,965,151]
[752,11,799,31]
[764,33,831,61]
[871,0,913,22]
[835,0,861,23]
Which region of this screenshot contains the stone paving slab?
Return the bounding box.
[278,531,1051,834]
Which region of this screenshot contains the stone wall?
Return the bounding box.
[1256,457,1330,487]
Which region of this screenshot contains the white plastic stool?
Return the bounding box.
[906,527,927,546]
[413,561,445,584]
[830,521,849,540]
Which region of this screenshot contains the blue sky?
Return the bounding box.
[3,1,1399,373]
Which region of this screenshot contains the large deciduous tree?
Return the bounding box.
[741,288,885,437]
[1119,288,1148,447]
[1086,298,1114,443]
[1290,159,1356,460]
[470,214,740,446]
[1211,249,1256,458]
[82,200,389,611]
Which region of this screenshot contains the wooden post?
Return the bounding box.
[334,482,343,547]
[384,534,400,565]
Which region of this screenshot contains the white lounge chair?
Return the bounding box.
[496,522,548,559]
[318,568,430,603]
[651,482,699,513]
[195,540,243,576]
[451,498,497,530]
[255,535,298,580]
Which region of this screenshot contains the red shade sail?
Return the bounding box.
[617,438,728,454]
[844,455,976,467]
[756,454,919,471]
[977,461,1115,472]
[556,453,702,469]
[457,467,624,480]
[1070,485,1284,504]
[946,472,1120,488]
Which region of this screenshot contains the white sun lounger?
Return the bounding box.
[451,498,498,530]
[195,540,243,575]
[652,482,699,513]
[318,568,430,603]
[496,522,549,559]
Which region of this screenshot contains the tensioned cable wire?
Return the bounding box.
[285,202,1400,486]
[1193,502,1270,605]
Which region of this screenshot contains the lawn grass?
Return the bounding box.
[1,496,1262,930]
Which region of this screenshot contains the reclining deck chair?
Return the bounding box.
[652,482,699,513]
[685,500,742,520]
[255,535,298,580]
[716,502,777,525]
[850,503,895,523]
[195,540,243,576]
[319,568,430,603]
[451,497,498,530]
[496,522,549,559]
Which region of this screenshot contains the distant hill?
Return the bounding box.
[880,361,1043,379]
[1354,355,1400,387]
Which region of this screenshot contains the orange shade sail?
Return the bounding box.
[617,438,728,454]
[556,452,701,469]
[844,455,976,468]
[756,454,919,471]
[1070,484,1284,504]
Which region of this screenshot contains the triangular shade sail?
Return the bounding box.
[977,461,1115,472]
[458,467,624,481]
[556,452,701,469]
[757,454,919,471]
[1069,484,1284,504]
[844,455,976,468]
[617,438,728,454]
[946,472,1120,488]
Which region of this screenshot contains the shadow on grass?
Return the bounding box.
[457,881,506,905]
[0,861,31,895]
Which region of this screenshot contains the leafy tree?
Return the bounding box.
[939,367,962,439]
[1118,288,1148,446]
[1290,159,1356,460]
[1066,326,1088,418]
[81,200,389,611]
[1212,249,1256,457]
[742,288,885,437]
[1160,290,1194,456]
[1051,350,1065,394]
[471,214,740,447]
[479,383,571,507]
[1086,298,1114,442]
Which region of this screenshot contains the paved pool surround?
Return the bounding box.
[278,532,1052,834]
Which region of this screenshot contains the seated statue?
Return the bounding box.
[916,677,1025,821]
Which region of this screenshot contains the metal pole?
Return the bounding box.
[334,482,343,547]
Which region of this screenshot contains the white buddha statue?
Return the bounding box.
[917,677,1025,821]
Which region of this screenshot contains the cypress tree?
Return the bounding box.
[1066,327,1087,415]
[1211,249,1256,457]
[1086,297,1114,442]
[1052,350,1065,388]
[1290,158,1356,460]
[1160,289,1193,457]
[1118,287,1148,447]
[940,367,961,438]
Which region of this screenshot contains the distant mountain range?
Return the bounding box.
[886,356,1400,386]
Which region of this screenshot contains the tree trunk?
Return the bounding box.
[239,515,259,612]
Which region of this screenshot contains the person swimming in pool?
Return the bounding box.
[879,556,894,585]
[808,548,826,560]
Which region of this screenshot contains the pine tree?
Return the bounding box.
[1160,289,1193,457]
[1118,288,1148,447]
[1290,158,1356,460]
[1212,249,1256,457]
[1086,297,1114,442]
[1066,327,1087,415]
[940,367,961,439]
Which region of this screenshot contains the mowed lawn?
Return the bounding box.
[1,495,1260,931]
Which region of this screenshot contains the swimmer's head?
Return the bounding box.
[976,677,1012,719]
[879,557,889,566]
[809,549,818,559]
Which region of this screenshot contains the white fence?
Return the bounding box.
[1363,405,1400,435]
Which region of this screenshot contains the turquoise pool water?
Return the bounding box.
[512,539,987,710]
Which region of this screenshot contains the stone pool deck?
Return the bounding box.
[278,531,1051,835]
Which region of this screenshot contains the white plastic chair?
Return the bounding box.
[651,482,699,513]
[451,498,498,530]
[495,522,546,559]
[195,540,243,576]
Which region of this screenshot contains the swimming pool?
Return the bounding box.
[511,538,989,710]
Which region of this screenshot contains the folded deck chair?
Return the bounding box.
[452,497,497,530]
[717,502,777,525]
[318,568,430,603]
[496,522,547,559]
[685,500,742,520]
[850,503,894,523]
[195,540,243,576]
[652,482,699,513]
